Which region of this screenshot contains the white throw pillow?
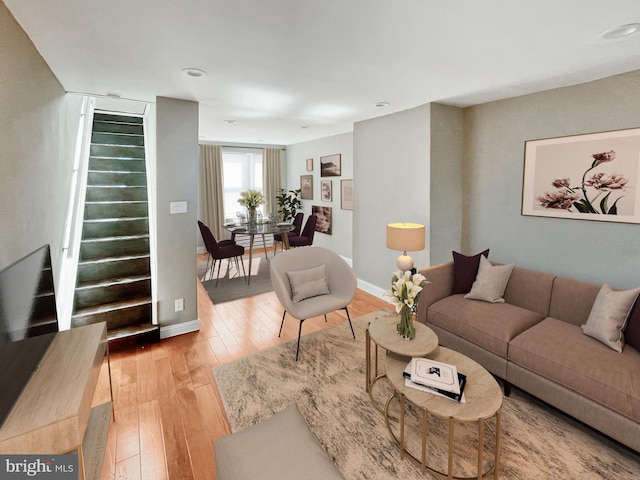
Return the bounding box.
[464,256,514,303]
[287,264,331,303]
[581,284,640,352]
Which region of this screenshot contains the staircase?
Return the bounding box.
[71,112,159,349]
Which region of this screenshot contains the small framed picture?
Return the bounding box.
[300,175,313,200]
[306,158,313,171]
[312,205,332,235]
[320,154,341,177]
[340,179,353,210]
[321,180,332,201]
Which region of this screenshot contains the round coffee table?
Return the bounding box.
[384,347,503,479]
[365,312,438,412]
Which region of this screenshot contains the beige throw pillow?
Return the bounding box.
[464,256,514,303]
[287,264,330,303]
[581,284,640,352]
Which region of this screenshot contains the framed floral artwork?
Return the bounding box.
[321,180,332,201]
[312,205,332,235]
[522,128,640,224]
[306,158,313,171]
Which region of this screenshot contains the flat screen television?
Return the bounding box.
[0,244,59,427]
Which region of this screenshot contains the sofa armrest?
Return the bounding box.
[416,262,455,325]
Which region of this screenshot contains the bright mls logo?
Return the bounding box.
[1,455,77,479]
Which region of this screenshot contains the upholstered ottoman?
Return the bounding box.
[214,404,345,480]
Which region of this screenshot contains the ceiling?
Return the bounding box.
[5,0,640,146]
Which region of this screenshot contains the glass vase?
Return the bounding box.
[247,207,257,226]
[397,305,416,340]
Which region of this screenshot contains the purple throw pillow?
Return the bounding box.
[452,249,490,294]
[624,296,640,351]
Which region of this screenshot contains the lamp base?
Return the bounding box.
[396,254,414,273]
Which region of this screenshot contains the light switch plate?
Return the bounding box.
[174,298,184,312]
[170,201,188,214]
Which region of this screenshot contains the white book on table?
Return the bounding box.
[409,357,461,395]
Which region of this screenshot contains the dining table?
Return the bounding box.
[223,221,295,285]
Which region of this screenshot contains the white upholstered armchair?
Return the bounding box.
[270,246,357,360]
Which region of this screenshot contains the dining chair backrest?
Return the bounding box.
[292,212,304,236]
[198,221,221,255]
[300,214,317,243]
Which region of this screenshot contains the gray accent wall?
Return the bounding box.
[0,2,79,283]
[155,97,199,330]
[463,70,640,289]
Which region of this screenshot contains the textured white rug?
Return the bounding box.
[213,310,640,480]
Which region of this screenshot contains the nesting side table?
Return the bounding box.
[365,312,438,412]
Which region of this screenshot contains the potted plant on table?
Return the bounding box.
[276,188,302,222]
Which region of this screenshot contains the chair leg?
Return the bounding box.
[295,319,305,361]
[203,254,212,281]
[215,259,223,287]
[237,255,248,283]
[344,307,356,339]
[278,311,287,337]
[324,314,328,322]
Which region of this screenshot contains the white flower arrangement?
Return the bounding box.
[238,189,266,209]
[385,270,429,314]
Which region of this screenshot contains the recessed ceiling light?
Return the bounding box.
[182,68,207,78]
[600,23,640,40]
[375,101,390,108]
[224,119,239,124]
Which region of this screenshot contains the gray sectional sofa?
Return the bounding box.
[416,258,640,453]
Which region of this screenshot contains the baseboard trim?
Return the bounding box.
[160,318,201,339]
[357,278,386,300]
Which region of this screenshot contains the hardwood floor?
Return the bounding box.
[95,252,389,479]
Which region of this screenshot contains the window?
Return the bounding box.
[222,148,263,219]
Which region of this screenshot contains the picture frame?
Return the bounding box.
[320,154,341,177]
[300,175,313,200]
[312,205,332,235]
[321,180,332,201]
[340,179,353,210]
[306,158,313,171]
[522,128,640,224]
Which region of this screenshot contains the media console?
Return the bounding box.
[0,322,112,480]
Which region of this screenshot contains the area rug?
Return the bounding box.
[200,256,273,304]
[213,310,640,480]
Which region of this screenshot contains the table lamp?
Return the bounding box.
[386,222,425,273]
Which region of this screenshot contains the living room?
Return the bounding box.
[1,1,640,479]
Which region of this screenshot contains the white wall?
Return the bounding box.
[285,133,354,259]
[353,105,431,291]
[155,97,200,335]
[464,70,640,289]
[0,3,80,283]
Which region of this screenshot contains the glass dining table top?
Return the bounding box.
[223,221,294,235]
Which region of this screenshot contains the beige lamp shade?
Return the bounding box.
[386,223,426,272]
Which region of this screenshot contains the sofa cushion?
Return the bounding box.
[502,266,555,317]
[452,249,489,294]
[464,256,514,303]
[548,277,601,327]
[427,294,545,358]
[581,284,640,352]
[625,297,640,351]
[509,318,640,421]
